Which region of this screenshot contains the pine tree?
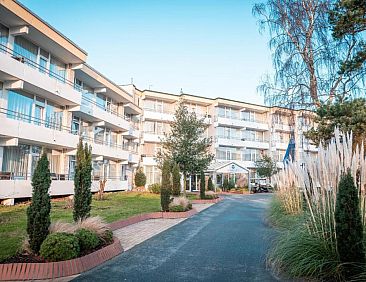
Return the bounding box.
[134,167,147,188]
[207,177,214,191]
[157,99,214,195]
[172,163,181,196]
[73,139,93,222]
[200,171,206,199]
[27,153,51,254]
[335,170,365,279]
[160,160,171,211]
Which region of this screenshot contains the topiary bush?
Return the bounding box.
[335,170,365,279]
[134,167,147,188]
[40,232,80,262]
[200,171,206,199]
[207,177,214,191]
[100,229,114,245]
[161,160,172,212]
[148,183,161,194]
[228,177,235,189]
[75,228,100,252]
[172,163,181,196]
[223,176,229,191]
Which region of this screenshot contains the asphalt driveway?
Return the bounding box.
[73,194,277,282]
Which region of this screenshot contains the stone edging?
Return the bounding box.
[108,208,198,231]
[0,237,122,281]
[191,197,223,204]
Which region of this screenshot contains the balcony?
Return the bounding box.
[143,132,164,143]
[128,153,140,164]
[274,123,292,132]
[143,109,174,122]
[215,136,244,148]
[81,136,129,161]
[0,108,78,149]
[141,156,158,166]
[0,44,81,106]
[214,115,269,131]
[242,138,270,150]
[70,95,130,131]
[122,126,140,139]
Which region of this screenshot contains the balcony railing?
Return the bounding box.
[0,43,81,91]
[1,107,73,133]
[215,114,267,124]
[81,94,124,118]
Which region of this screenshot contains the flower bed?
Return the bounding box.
[0,237,122,281]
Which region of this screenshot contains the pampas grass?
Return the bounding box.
[169,196,190,210]
[74,216,109,238]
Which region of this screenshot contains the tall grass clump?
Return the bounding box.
[270,129,366,281]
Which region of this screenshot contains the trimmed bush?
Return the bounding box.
[223,176,229,191]
[75,228,100,252]
[161,160,172,212]
[148,183,161,194]
[200,171,206,199]
[134,167,147,187]
[228,177,235,189]
[169,205,185,212]
[207,177,214,191]
[335,171,365,279]
[101,229,114,245]
[172,163,181,196]
[40,233,80,262]
[27,153,51,254]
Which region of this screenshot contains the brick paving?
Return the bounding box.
[114,203,214,251]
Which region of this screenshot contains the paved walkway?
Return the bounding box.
[74,194,277,282]
[115,203,213,251]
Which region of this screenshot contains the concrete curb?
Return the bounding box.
[0,237,122,281]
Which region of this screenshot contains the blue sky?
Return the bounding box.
[19,0,272,105]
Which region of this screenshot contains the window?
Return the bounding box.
[71,116,80,135]
[2,144,30,179]
[39,49,49,73]
[14,36,38,65]
[7,91,33,123]
[0,23,8,48]
[50,57,66,82]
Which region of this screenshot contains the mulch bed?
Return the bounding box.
[1,253,45,264]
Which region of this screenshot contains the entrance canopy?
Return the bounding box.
[206,161,249,174]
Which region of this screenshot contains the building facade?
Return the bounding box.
[135,89,317,190]
[0,1,141,204]
[0,0,317,203]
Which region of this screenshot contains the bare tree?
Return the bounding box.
[253,0,365,109]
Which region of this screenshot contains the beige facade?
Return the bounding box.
[135,89,317,190]
[0,1,141,204]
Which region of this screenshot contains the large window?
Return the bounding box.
[2,144,30,179]
[14,36,37,65]
[50,57,66,82]
[7,91,33,123]
[0,23,8,49]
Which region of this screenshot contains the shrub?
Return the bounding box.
[27,153,51,254]
[75,216,109,239]
[207,177,214,191]
[200,171,206,199]
[73,139,92,222]
[335,171,365,279]
[148,183,161,194]
[228,177,235,189]
[101,229,114,245]
[172,163,181,196]
[134,167,147,187]
[40,233,80,262]
[169,205,185,212]
[75,228,100,252]
[161,160,172,211]
[223,176,229,191]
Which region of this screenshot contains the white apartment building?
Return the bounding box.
[0,1,141,204]
[134,89,317,191]
[0,1,317,203]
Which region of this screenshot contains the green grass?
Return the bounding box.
[0,192,160,262]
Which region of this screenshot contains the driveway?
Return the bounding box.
[73,194,277,282]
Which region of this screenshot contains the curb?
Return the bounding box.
[191,197,223,204]
[108,208,198,231]
[0,237,122,281]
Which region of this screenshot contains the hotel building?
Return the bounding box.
[0,1,141,204]
[0,0,317,203]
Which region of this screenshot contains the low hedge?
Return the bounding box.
[40,232,80,262]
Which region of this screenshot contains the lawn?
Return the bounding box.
[0,192,161,262]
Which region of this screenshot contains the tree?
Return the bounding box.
[223,176,229,192]
[160,160,171,212]
[27,153,51,254]
[207,177,215,191]
[335,170,365,279]
[157,100,214,195]
[305,98,366,148]
[200,171,206,199]
[73,139,92,222]
[255,155,277,179]
[134,167,147,188]
[172,163,181,196]
[330,0,366,75]
[253,0,364,109]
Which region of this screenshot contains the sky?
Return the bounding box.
[19,0,272,105]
